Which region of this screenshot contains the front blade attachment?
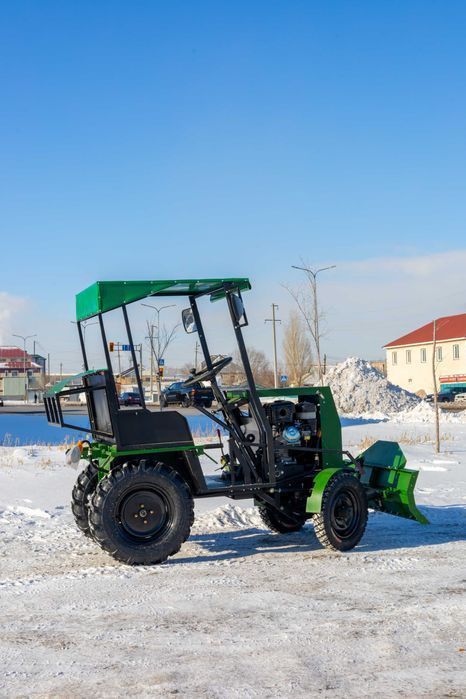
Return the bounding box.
[357,440,429,525]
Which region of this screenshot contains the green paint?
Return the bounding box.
[358,441,428,524]
[306,467,345,513]
[76,278,251,321]
[82,439,211,480]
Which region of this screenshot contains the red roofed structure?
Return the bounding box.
[384,314,466,394]
[385,313,466,348]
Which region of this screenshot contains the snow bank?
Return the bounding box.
[392,401,466,424]
[194,504,263,531]
[326,357,419,414]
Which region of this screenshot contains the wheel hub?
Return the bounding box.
[331,492,359,539]
[120,489,169,539]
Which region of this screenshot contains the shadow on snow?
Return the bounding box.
[171,504,466,565]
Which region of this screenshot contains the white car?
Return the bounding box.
[454,392,466,403]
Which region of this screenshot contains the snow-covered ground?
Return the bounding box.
[1,420,465,698]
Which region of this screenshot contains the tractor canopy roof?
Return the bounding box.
[76,278,251,321]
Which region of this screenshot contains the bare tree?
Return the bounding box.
[282,311,313,386]
[234,347,275,387]
[285,262,336,385]
[146,320,180,409]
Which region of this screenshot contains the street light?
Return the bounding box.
[291,264,336,385]
[12,333,37,402]
[71,320,98,370]
[141,303,176,408]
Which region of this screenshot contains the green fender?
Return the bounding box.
[306,467,347,514]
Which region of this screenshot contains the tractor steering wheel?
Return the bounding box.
[183,356,233,388]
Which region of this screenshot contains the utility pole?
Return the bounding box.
[13,333,36,403]
[142,303,176,411]
[291,264,336,385]
[432,318,440,453]
[194,340,200,372]
[47,353,50,388]
[60,362,63,380]
[265,304,281,388]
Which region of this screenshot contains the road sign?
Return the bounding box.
[280,374,288,383]
[158,358,165,366]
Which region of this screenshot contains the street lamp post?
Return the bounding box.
[292,264,336,385]
[12,333,37,402]
[71,320,98,370]
[141,303,176,409]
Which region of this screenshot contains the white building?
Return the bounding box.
[384,313,466,395]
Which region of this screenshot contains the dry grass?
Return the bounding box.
[354,431,455,451]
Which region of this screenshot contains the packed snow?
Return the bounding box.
[326,357,420,414]
[1,419,465,697]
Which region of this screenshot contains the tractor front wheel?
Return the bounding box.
[88,461,193,565]
[313,472,367,551]
[258,504,305,533]
[71,462,99,537]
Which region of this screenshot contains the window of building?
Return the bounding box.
[406,350,411,364]
[420,348,427,363]
[453,344,460,360]
[392,351,397,365]
[437,346,443,361]
[12,370,18,377]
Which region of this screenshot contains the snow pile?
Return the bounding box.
[194,504,263,531]
[326,357,419,414]
[392,401,466,424]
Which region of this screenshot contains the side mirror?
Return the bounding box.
[231,293,246,325]
[182,308,197,334]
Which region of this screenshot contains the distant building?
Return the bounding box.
[0,346,45,400]
[384,314,466,394]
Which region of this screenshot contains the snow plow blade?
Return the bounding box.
[358,440,428,524]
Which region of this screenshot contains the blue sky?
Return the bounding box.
[1,1,466,370]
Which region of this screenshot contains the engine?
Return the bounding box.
[263,399,319,478]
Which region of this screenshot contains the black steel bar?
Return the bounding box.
[188,296,260,482]
[224,287,276,484]
[77,321,89,371]
[121,305,146,409]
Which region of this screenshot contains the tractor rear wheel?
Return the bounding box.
[313,472,367,551]
[71,462,99,537]
[88,460,193,565]
[258,504,305,533]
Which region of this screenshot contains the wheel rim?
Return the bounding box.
[330,490,360,540]
[119,486,172,541]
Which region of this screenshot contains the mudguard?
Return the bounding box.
[306,467,348,514]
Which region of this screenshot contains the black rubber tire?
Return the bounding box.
[313,472,368,551]
[71,462,100,538]
[182,395,191,408]
[205,401,212,409]
[258,504,305,533]
[88,461,194,565]
[161,396,168,408]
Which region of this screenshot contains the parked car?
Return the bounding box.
[161,381,214,408]
[119,391,143,407]
[425,387,466,403]
[454,392,466,403]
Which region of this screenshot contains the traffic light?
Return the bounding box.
[158,366,164,378]
[109,342,114,352]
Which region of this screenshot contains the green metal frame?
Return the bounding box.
[76,278,251,321]
[226,386,342,469]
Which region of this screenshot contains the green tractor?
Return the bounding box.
[45,278,427,565]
